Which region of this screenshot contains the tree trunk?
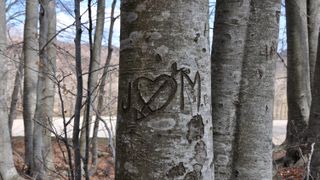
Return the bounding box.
[232,1,280,179]
[90,0,107,170]
[211,1,251,179]
[72,0,83,178]
[43,0,57,172]
[23,0,39,173]
[9,59,23,136]
[116,0,214,179]
[0,0,21,179]
[307,0,320,88]
[32,0,56,178]
[308,31,320,180]
[212,0,280,179]
[285,0,311,154]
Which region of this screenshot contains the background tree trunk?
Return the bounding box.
[0,0,20,179]
[232,1,280,179]
[307,0,320,88]
[9,59,23,137]
[23,0,39,173]
[285,0,311,156]
[116,0,214,179]
[33,0,56,178]
[72,0,83,178]
[211,1,251,179]
[212,0,280,179]
[308,31,320,180]
[90,0,108,170]
[43,0,57,172]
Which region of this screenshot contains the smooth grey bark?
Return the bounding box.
[79,0,106,163]
[232,1,280,179]
[308,0,320,88]
[0,0,21,179]
[32,0,48,177]
[211,1,251,179]
[212,0,280,179]
[308,30,320,180]
[90,0,107,170]
[285,0,311,150]
[23,0,39,173]
[116,0,214,179]
[9,58,23,136]
[32,0,56,178]
[43,0,56,172]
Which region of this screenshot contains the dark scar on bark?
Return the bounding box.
[166,162,186,178]
[187,115,204,143]
[122,82,131,111]
[184,164,203,180]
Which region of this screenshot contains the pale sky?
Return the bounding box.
[6,0,286,50]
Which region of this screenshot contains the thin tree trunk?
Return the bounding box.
[23,0,39,173]
[33,0,56,178]
[90,0,107,170]
[79,0,106,162]
[116,0,214,179]
[72,0,83,178]
[9,59,23,136]
[0,0,21,179]
[285,0,311,157]
[43,0,57,172]
[32,0,49,177]
[211,1,251,179]
[82,0,94,179]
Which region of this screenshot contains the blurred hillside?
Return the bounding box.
[5,38,287,120]
[273,52,287,120]
[5,38,119,118]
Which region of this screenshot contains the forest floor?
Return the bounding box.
[12,137,114,180]
[11,120,304,180]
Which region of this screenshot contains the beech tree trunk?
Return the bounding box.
[80,1,106,176]
[9,59,23,137]
[211,1,251,179]
[285,0,311,152]
[308,31,320,179]
[23,0,39,173]
[90,0,108,170]
[32,0,56,178]
[0,0,20,179]
[116,0,214,179]
[307,0,320,87]
[212,0,280,179]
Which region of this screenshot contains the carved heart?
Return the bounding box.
[136,74,177,112]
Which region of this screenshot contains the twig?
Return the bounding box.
[307,142,315,180]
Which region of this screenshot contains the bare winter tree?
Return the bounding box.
[23,0,39,173]
[79,0,106,159]
[91,0,117,170]
[90,0,107,169]
[116,0,214,179]
[72,0,83,179]
[0,0,21,179]
[212,0,281,179]
[32,0,56,178]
